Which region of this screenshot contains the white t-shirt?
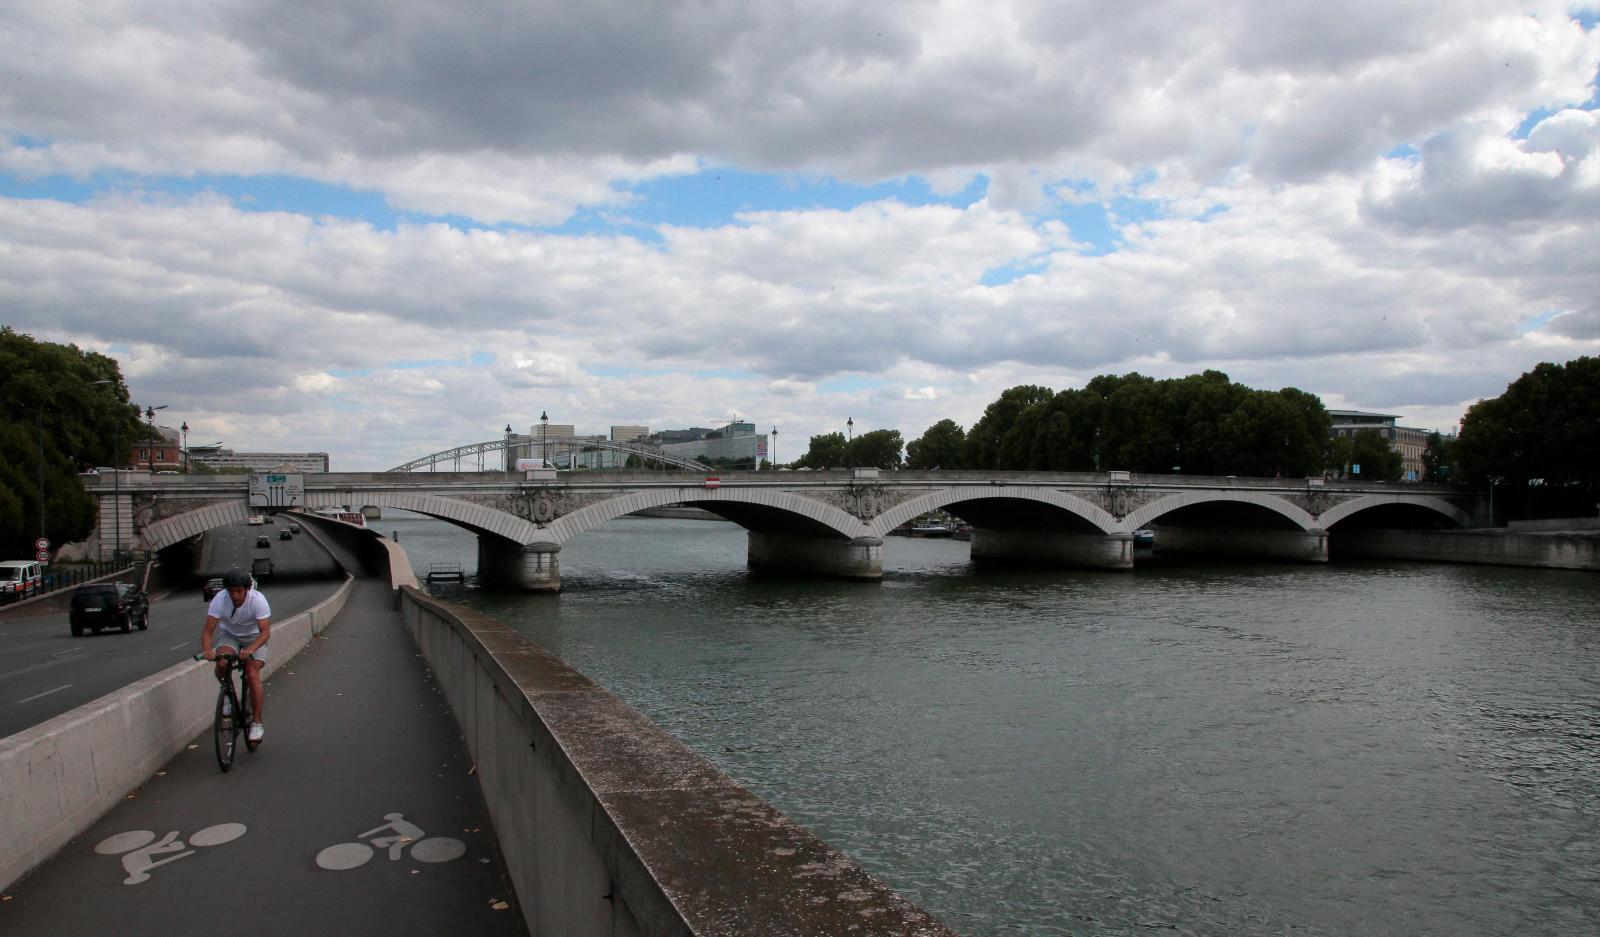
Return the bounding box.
[207,589,272,639]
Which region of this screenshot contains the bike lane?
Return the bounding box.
[0,578,526,936]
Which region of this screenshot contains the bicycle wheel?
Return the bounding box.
[242,685,259,753]
[214,686,238,772]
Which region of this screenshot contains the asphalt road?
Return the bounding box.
[0,521,343,739]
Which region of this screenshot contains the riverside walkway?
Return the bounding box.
[0,576,526,936]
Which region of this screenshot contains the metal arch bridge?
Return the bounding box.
[387,436,713,473]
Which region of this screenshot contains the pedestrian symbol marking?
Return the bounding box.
[95,823,247,884]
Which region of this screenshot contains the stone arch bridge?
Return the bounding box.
[82,468,1474,591]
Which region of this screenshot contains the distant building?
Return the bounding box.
[1327,410,1439,481]
[655,422,769,467]
[611,425,649,442]
[130,425,184,472]
[188,446,330,473]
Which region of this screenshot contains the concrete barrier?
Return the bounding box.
[398,587,956,936]
[0,573,355,892]
[1333,528,1599,570]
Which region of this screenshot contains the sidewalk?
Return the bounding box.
[0,578,526,936]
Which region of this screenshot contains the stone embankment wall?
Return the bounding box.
[307,513,955,936]
[1333,528,1598,570]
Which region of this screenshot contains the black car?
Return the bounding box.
[279,528,292,540]
[70,583,149,636]
[256,535,271,548]
[203,577,225,601]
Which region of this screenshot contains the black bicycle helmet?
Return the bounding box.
[222,568,251,588]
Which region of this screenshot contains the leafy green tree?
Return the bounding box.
[795,431,847,469]
[965,385,1052,470]
[0,327,142,556]
[1422,432,1455,482]
[845,429,904,470]
[1456,357,1599,489]
[1345,428,1404,482]
[906,419,966,469]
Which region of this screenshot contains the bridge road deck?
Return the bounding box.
[0,576,526,937]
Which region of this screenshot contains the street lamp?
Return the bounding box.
[504,424,513,471]
[845,417,853,469]
[142,404,168,471]
[540,411,549,469]
[771,426,778,469]
[181,421,189,473]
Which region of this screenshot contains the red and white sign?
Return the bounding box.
[36,549,50,562]
[35,538,49,551]
[703,476,720,489]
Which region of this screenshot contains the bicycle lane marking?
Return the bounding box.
[315,811,466,871]
[93,823,248,885]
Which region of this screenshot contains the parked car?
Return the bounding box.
[256,535,271,548]
[1,559,44,603]
[70,583,149,636]
[203,577,226,601]
[279,528,292,540]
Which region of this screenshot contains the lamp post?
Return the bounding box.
[540,411,549,469]
[142,404,168,471]
[36,406,46,544]
[845,417,853,469]
[771,426,778,469]
[181,421,188,473]
[505,424,513,471]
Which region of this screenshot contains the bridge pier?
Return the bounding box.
[747,532,883,580]
[1153,527,1329,563]
[969,529,1135,570]
[478,538,562,592]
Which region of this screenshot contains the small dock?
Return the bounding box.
[425,562,466,583]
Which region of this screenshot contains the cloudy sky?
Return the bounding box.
[3,1,1596,470]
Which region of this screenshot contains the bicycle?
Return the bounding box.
[192,650,259,772]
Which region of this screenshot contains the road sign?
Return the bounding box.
[36,549,50,561]
[249,473,305,508]
[35,537,49,551]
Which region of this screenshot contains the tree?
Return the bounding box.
[1456,357,1599,489]
[1422,432,1455,483]
[965,385,1053,470]
[0,328,142,557]
[795,432,847,469]
[845,429,904,470]
[906,419,967,469]
[1346,428,1404,482]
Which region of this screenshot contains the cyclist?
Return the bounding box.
[200,568,272,744]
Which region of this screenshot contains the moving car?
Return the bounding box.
[70,583,149,636]
[279,528,292,540]
[251,557,274,580]
[256,535,271,548]
[288,522,301,533]
[203,577,226,601]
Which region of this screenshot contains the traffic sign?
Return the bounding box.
[36,549,50,562]
[35,537,49,551]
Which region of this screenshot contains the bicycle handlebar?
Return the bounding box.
[192,651,254,662]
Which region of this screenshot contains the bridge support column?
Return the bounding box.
[748,532,882,580]
[1154,527,1328,563]
[969,529,1135,570]
[479,538,562,592]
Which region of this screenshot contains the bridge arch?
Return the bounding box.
[547,488,864,544]
[1317,494,1469,529]
[868,487,1118,539]
[139,491,542,553]
[1123,491,1316,532]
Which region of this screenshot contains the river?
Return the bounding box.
[379,510,1599,936]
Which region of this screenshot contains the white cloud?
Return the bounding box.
[0,1,1595,467]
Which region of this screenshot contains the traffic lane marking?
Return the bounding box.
[18,683,72,704]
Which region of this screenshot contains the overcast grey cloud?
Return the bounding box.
[1,0,1596,468]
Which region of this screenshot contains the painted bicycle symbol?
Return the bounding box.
[95,823,247,885]
[315,812,466,870]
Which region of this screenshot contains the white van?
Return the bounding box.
[0,560,44,603]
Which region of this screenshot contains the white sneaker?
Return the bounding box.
[247,722,264,743]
